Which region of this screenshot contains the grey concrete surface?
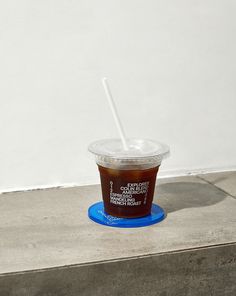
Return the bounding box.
[199,171,236,198]
[0,175,236,275]
[0,243,235,296]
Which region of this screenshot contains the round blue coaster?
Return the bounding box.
[88,202,165,228]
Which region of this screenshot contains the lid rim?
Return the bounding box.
[88,138,170,160]
[92,151,170,160]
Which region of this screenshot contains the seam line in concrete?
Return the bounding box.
[1,242,236,278]
[197,175,236,200]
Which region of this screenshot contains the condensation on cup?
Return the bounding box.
[89,138,169,218]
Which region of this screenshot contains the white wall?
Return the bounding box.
[0,0,236,192]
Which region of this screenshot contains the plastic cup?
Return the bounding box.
[88,139,169,218]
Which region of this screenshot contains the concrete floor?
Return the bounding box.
[0,171,236,295]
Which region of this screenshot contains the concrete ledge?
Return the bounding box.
[0,172,236,295]
[1,243,236,296]
[199,171,236,198]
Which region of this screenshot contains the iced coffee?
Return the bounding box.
[89,139,169,218]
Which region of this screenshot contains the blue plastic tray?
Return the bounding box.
[88,202,165,228]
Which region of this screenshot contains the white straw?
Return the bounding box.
[102,77,128,151]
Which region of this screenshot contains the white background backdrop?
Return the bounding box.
[0,0,236,192]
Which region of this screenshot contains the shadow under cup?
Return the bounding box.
[98,164,160,218]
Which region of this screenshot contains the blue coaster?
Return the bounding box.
[88,202,165,228]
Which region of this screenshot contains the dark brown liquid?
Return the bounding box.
[98,165,159,218]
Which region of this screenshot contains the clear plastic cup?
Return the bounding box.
[88,138,169,218]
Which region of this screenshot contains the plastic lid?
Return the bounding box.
[88,201,165,228]
[88,138,169,168]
